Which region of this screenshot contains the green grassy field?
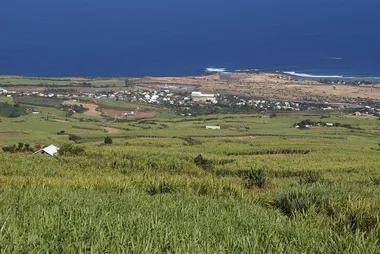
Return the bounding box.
[0,106,380,252]
[0,96,13,104]
[0,76,126,87]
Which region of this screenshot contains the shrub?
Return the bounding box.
[370,176,380,185]
[66,111,74,117]
[59,144,85,156]
[194,154,212,170]
[180,137,202,146]
[326,197,380,236]
[104,137,113,144]
[244,168,267,189]
[2,142,34,153]
[17,142,24,151]
[269,113,277,118]
[146,181,175,195]
[299,171,322,185]
[57,130,65,135]
[68,134,81,143]
[274,188,328,217]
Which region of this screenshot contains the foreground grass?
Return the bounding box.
[0,137,379,252]
[0,190,378,253]
[0,110,380,252]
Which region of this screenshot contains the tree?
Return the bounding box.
[68,134,81,143]
[270,113,277,118]
[24,144,31,151]
[104,137,113,144]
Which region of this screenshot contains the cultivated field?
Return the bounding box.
[0,101,380,252]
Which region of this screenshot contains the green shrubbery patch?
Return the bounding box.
[299,171,322,185]
[244,168,268,189]
[2,142,34,153]
[274,187,380,237]
[146,181,176,195]
[0,102,25,118]
[226,149,310,156]
[59,144,85,156]
[274,187,328,217]
[370,176,380,185]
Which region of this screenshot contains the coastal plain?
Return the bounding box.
[0,73,380,252]
[2,73,380,102]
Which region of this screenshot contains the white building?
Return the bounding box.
[206,126,221,130]
[0,87,8,94]
[33,145,60,157]
[191,91,217,104]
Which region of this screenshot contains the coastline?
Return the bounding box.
[206,68,380,82]
[2,67,380,83]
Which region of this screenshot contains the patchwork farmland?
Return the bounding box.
[0,75,380,252]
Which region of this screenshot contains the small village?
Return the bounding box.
[2,84,379,118]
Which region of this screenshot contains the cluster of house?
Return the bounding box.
[3,86,380,117]
[357,106,380,117]
[92,89,191,105]
[0,87,9,95]
[295,123,334,129]
[3,88,218,107]
[216,94,335,111]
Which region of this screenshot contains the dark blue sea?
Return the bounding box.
[1,0,379,78]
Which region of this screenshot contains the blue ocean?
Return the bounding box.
[1,0,379,78]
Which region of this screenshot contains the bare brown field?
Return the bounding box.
[138,74,380,102]
[54,119,69,123]
[63,101,102,117]
[103,127,123,133]
[0,132,25,136]
[344,115,378,120]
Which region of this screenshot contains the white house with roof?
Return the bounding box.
[33,145,60,157]
[0,87,8,94]
[206,126,221,130]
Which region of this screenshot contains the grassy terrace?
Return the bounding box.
[0,101,380,252]
[0,76,126,87]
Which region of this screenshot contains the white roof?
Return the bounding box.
[33,145,60,156]
[206,126,221,129]
[191,91,215,97]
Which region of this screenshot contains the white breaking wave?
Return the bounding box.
[284,71,344,78]
[325,57,342,60]
[205,67,226,73]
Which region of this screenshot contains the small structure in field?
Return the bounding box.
[33,145,60,157]
[206,126,221,130]
[355,112,361,116]
[326,123,334,127]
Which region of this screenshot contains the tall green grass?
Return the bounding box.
[0,111,380,251]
